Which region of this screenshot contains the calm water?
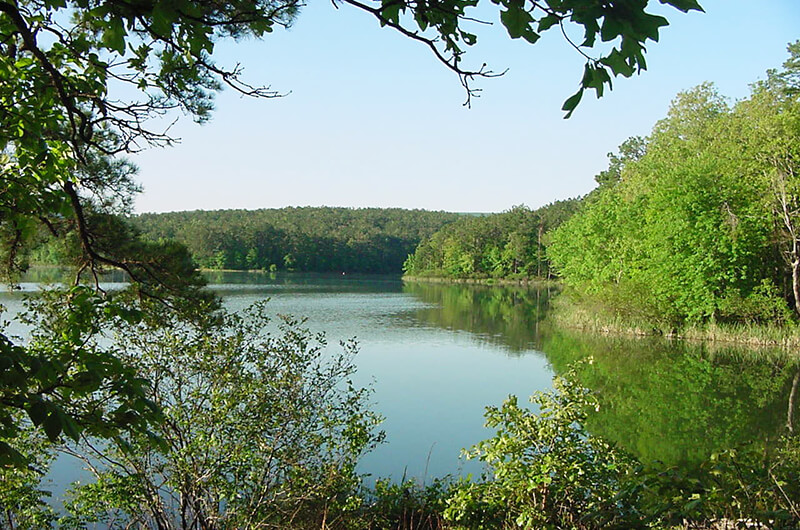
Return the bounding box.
[205,272,556,481]
[2,271,796,490]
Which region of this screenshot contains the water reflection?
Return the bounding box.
[541,329,796,466]
[2,272,795,480]
[402,280,797,468]
[401,281,555,354]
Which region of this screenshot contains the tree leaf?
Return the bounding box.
[538,14,560,32]
[660,0,704,13]
[43,412,62,441]
[501,6,533,40]
[600,16,624,42]
[562,89,583,118]
[151,4,174,37]
[27,400,48,426]
[61,413,81,442]
[102,17,127,54]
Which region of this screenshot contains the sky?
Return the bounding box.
[130,0,800,214]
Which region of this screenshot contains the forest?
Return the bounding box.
[402,201,579,280]
[29,207,461,274]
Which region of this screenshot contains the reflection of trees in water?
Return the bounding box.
[402,281,556,354]
[542,328,798,468]
[403,281,798,470]
[202,270,404,292]
[20,267,128,284]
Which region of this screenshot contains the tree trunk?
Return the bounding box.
[788,369,800,433]
[793,258,800,316]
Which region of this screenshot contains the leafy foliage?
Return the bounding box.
[445,366,800,529]
[404,202,580,280]
[0,287,167,468]
[0,425,56,529]
[0,220,214,464]
[548,44,800,326]
[445,366,638,529]
[336,0,702,108]
[56,302,383,528]
[360,477,451,529]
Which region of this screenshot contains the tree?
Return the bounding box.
[734,41,800,314]
[593,135,646,189]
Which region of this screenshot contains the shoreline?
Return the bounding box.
[548,300,800,352]
[402,274,559,288]
[406,274,800,352]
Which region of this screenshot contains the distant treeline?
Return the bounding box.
[126,207,462,273]
[402,201,580,280]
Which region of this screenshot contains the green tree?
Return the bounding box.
[593,135,646,189]
[733,42,800,314]
[548,58,800,326]
[404,202,580,280]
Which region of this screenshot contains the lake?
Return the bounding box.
[1,271,796,490]
[205,272,557,481]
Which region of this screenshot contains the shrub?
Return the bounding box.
[444,364,639,529]
[59,302,384,529]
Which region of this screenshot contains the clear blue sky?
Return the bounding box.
[130,0,800,214]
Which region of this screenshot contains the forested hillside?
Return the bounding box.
[548,43,800,326]
[403,201,580,280]
[129,207,461,273]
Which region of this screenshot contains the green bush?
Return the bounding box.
[444,364,800,529]
[56,302,384,529]
[360,477,450,529]
[444,364,639,529]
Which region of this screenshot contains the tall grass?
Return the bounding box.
[550,294,800,354]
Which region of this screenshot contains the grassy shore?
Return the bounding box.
[550,295,800,351]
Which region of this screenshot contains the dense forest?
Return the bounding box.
[402,201,580,280]
[548,43,800,327]
[30,207,462,274]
